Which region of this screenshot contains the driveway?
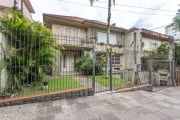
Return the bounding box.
[1,87,180,120]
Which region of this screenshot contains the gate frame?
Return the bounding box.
[148,59,176,87]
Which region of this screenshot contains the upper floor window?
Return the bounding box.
[64,27,80,37]
[149,42,157,50]
[97,32,123,45]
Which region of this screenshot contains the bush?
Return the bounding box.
[75,54,104,75]
[0,9,61,92]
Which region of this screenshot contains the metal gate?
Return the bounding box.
[148,59,175,91]
[92,49,133,93]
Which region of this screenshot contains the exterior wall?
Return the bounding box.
[0,0,33,20]
[142,37,162,51]
[124,29,166,71]
[52,24,87,46]
[52,24,86,37]
[165,25,180,42]
[0,33,9,92]
[95,30,125,70]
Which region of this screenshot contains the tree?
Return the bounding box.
[175,42,180,65]
[0,9,61,92]
[173,10,180,31]
[156,42,168,59]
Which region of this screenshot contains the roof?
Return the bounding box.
[43,13,127,33]
[23,0,35,13]
[142,28,173,41]
[129,27,173,41]
[0,0,35,13]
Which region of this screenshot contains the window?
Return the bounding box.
[149,43,157,50]
[64,27,80,37]
[109,34,116,45]
[63,55,66,68]
[116,34,123,45]
[97,32,106,43]
[112,55,121,64]
[97,32,123,45]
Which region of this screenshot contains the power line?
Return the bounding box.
[98,0,177,13]
[150,25,167,30]
[59,0,174,16]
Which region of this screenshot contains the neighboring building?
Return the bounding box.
[0,0,35,20]
[43,14,127,75]
[165,24,180,42]
[125,28,172,70]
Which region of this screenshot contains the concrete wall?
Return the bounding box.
[124,29,165,70]
[142,37,162,51]
[52,24,86,37]
[0,0,32,20]
[0,33,8,92]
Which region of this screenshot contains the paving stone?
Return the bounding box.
[34,114,55,120]
[1,87,180,120]
[76,102,89,110]
[100,113,120,120]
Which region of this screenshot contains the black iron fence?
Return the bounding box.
[0,27,143,100]
[0,28,93,99]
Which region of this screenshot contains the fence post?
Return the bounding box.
[110,48,112,91]
[92,46,96,93]
[171,59,176,86]
[148,60,153,85]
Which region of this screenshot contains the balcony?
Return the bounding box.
[54,35,94,49]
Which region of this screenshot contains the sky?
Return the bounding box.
[30,0,179,33]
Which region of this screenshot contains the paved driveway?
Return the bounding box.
[1,87,180,120]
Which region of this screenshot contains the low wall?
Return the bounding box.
[0,87,94,107]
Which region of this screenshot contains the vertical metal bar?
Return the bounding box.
[171,59,175,86]
[92,46,96,93]
[110,48,112,91]
[148,60,153,84]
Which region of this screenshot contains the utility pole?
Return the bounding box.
[133,32,140,84]
[13,0,17,10]
[133,32,137,84]
[106,0,112,76]
[21,0,23,15]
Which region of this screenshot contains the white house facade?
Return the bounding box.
[165,24,180,42]
[43,14,127,75]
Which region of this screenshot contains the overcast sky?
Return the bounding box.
[30,0,179,33]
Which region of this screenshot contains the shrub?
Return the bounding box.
[75,54,104,75]
[0,9,61,92]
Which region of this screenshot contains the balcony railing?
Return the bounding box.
[54,35,94,48]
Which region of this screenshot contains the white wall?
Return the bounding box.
[0,33,8,92]
[142,37,162,51]
[0,0,32,20]
[97,31,124,45]
[52,24,86,37]
[52,24,87,46]
[165,25,180,42]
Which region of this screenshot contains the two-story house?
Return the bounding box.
[125,28,171,70]
[0,0,35,20]
[43,13,127,75]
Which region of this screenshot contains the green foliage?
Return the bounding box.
[144,42,168,59]
[0,9,61,92]
[75,54,104,75]
[156,41,168,59]
[75,54,92,74]
[175,42,180,65]
[173,14,180,31]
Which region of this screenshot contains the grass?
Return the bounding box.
[19,76,82,96]
[89,75,132,87]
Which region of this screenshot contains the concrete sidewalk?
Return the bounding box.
[1,87,180,120]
